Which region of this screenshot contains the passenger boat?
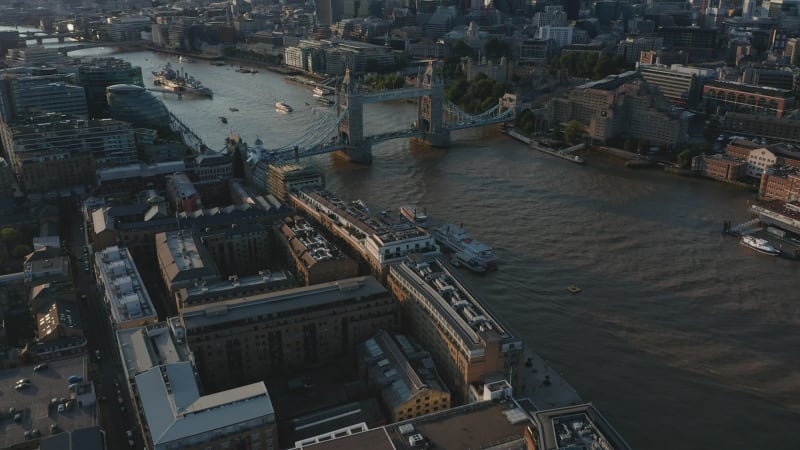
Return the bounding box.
[275,102,293,113]
[178,56,194,63]
[740,235,780,256]
[229,107,239,112]
[432,223,498,272]
[313,86,332,97]
[400,205,428,228]
[219,116,228,124]
[236,67,258,74]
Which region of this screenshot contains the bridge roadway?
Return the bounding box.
[359,86,433,104]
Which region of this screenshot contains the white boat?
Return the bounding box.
[178,56,194,63]
[275,102,293,113]
[432,223,498,272]
[400,205,428,228]
[313,87,332,97]
[740,235,780,256]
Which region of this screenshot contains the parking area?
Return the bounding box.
[0,356,96,448]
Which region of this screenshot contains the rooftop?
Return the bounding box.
[136,362,275,446]
[281,216,349,265]
[176,270,294,309]
[180,276,387,329]
[390,257,520,355]
[156,230,219,286]
[533,403,632,450]
[95,246,157,327]
[117,318,193,380]
[706,80,794,97]
[167,173,198,199]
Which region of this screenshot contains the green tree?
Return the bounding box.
[452,40,475,58]
[563,120,585,144]
[1,227,23,246]
[12,244,31,259]
[677,149,695,168]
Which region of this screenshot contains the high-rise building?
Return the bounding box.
[638,64,715,106]
[0,71,88,123]
[75,58,144,118]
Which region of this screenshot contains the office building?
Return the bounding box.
[94,246,158,330]
[75,58,144,118]
[35,299,83,342]
[358,330,451,423]
[156,230,220,297]
[660,26,718,50]
[0,71,88,123]
[5,45,64,66]
[704,81,794,117]
[117,320,278,450]
[537,26,574,49]
[179,276,398,390]
[106,84,170,131]
[0,114,137,192]
[638,64,715,106]
[189,152,233,182]
[277,215,359,285]
[388,256,523,403]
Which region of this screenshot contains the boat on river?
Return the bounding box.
[275,102,293,113]
[400,205,428,228]
[432,223,498,272]
[152,63,213,98]
[740,235,780,256]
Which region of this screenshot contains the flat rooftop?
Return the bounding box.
[296,400,531,450]
[180,276,388,330]
[0,356,95,449]
[117,317,193,380]
[533,403,632,450]
[95,246,157,326]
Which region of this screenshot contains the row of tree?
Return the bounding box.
[554,52,628,80]
[446,73,508,114]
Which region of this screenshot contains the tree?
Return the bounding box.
[12,244,31,259]
[452,39,475,58]
[1,227,23,246]
[677,149,695,168]
[563,120,584,144]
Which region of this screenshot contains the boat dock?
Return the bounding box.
[530,141,586,165]
[517,346,583,410]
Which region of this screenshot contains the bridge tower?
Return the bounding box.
[337,67,371,163]
[417,60,450,148]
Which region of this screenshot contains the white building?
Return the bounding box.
[747,147,778,178]
[95,246,158,330]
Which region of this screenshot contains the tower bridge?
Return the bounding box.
[238,61,516,165]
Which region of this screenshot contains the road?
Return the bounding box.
[67,208,142,449]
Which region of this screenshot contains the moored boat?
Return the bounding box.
[152,63,213,98]
[432,223,498,272]
[275,102,293,113]
[400,205,428,228]
[740,235,780,256]
[313,86,332,97]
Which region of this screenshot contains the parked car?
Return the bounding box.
[67,375,83,383]
[14,382,31,391]
[50,423,60,434]
[57,404,66,413]
[33,363,48,372]
[16,378,31,385]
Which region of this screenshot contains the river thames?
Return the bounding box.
[17,34,800,448]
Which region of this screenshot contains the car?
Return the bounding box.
[32,429,41,438]
[16,378,31,385]
[117,396,124,405]
[13,413,22,422]
[24,430,31,440]
[67,375,83,383]
[65,400,75,411]
[33,363,48,372]
[126,430,133,438]
[128,439,135,447]
[50,423,60,434]
[57,404,66,413]
[15,382,31,391]
[95,350,101,361]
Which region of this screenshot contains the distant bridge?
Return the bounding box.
[56,40,148,54]
[256,61,516,164]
